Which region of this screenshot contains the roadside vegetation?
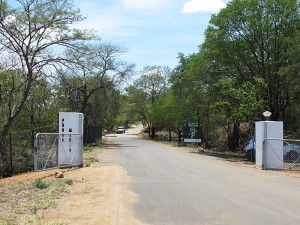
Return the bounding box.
[1,0,300,178]
[0,177,72,224]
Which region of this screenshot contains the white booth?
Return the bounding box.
[58,112,84,167]
[255,121,283,169]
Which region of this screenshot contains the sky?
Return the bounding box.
[73,0,229,72]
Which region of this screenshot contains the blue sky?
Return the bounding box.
[73,0,229,72]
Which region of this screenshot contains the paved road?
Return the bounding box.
[102,126,300,225]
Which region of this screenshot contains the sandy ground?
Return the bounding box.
[0,150,144,225]
[39,163,144,225]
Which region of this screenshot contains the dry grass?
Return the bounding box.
[0,177,72,225]
[0,145,103,225]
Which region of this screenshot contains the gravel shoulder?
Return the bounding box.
[40,163,142,225]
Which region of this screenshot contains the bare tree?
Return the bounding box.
[56,42,135,141]
[0,0,93,137]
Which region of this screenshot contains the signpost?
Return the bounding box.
[183,122,203,143]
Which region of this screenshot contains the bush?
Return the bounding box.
[35,178,49,189]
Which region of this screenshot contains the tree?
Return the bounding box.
[133,65,170,138]
[0,0,93,136]
[125,85,150,129]
[210,78,267,150]
[170,53,215,144]
[57,42,135,141]
[203,0,300,121]
[152,91,182,141]
[0,0,92,174]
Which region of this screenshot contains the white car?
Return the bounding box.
[116,126,125,134]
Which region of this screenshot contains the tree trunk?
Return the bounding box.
[168,126,172,142]
[177,128,182,144]
[228,123,240,151]
[151,127,156,140]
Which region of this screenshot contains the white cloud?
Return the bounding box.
[182,0,226,13]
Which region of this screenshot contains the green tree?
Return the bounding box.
[152,91,182,141]
[210,78,267,149]
[170,53,214,143]
[125,85,150,130]
[133,65,170,138]
[203,0,300,121]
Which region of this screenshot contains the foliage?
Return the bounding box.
[126,65,170,128]
[56,42,134,136]
[0,0,93,137]
[211,77,267,124]
[203,0,300,121]
[35,178,49,189]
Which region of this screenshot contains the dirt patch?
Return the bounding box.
[40,164,142,225]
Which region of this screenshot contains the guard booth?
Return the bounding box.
[255,121,283,170]
[58,112,84,167]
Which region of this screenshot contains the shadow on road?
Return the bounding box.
[103,143,138,149]
[189,151,250,163]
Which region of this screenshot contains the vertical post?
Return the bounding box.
[262,122,268,169]
[9,132,13,176]
[34,133,38,172]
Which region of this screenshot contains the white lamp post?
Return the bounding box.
[262,111,272,121]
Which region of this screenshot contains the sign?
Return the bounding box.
[183,122,203,143]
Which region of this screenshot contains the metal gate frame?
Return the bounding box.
[34,133,83,171]
[264,138,300,171]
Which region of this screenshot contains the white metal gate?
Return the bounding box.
[34,133,83,171]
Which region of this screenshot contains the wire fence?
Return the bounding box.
[0,130,34,178]
[34,133,83,171]
[264,138,300,171]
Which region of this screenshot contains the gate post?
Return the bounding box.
[34,133,38,172]
[255,121,283,170]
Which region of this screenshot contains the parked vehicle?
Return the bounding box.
[116,126,125,134]
[283,141,300,161]
[244,138,300,161]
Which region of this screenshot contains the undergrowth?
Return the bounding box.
[0,177,73,224]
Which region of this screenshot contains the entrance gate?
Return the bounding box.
[34,133,83,171]
[265,139,300,171]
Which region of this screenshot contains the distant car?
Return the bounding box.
[283,141,300,161]
[116,126,125,134]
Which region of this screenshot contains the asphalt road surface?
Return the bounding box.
[102,126,300,225]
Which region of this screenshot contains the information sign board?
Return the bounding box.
[183,122,203,143]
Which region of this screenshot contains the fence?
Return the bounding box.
[34,133,83,171]
[264,138,300,171]
[0,131,34,178]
